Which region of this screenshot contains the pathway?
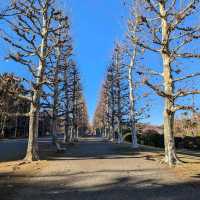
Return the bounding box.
[0,137,200,200]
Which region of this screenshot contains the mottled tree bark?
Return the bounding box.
[160,2,178,165]
[25,102,39,161]
[52,46,61,145]
[25,6,48,161]
[128,50,138,148]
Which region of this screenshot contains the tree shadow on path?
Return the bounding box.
[1,172,200,200]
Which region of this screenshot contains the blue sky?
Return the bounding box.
[66,0,129,122]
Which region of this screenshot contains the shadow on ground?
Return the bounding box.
[40,140,144,161]
[1,137,200,163]
[1,172,200,200]
[39,139,200,165]
[1,138,200,200]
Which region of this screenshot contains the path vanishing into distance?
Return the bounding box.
[0,137,200,200]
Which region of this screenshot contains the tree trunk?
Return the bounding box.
[63,66,70,143]
[52,115,57,145]
[117,126,122,144]
[115,51,123,144]
[128,53,138,148]
[104,127,107,138]
[25,103,39,161]
[52,52,60,145]
[25,6,48,161]
[14,106,19,138]
[64,122,69,143]
[163,104,178,165]
[110,71,115,142]
[69,127,73,143]
[1,115,7,137]
[108,126,112,140]
[160,2,179,166]
[14,116,18,138]
[76,127,79,140]
[110,124,115,141]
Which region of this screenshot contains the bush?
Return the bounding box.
[125,134,132,143]
[141,132,164,147]
[175,137,184,148]
[183,136,200,150]
[123,129,200,150]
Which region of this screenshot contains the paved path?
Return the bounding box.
[0,137,200,200]
[0,137,53,162]
[0,139,27,162]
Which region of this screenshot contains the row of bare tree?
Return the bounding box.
[93,43,148,146]
[0,0,88,161]
[94,0,200,166]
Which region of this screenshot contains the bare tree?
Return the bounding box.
[69,62,83,142]
[94,43,132,143]
[129,0,200,165]
[0,73,29,137]
[1,0,65,161]
[106,65,116,140]
[127,47,139,148]
[60,58,87,143]
[45,11,70,146]
[93,83,109,138]
[0,1,17,20]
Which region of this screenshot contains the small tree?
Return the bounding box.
[0,73,30,137]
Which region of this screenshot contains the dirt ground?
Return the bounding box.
[0,138,200,200]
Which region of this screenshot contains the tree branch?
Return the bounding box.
[173,72,200,82]
[143,78,166,97]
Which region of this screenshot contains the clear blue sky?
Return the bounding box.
[66,0,128,123]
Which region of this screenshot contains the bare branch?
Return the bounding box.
[172,105,195,112]
[173,72,200,82]
[174,90,200,99]
[143,78,167,97]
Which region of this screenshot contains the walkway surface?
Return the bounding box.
[0,137,52,161]
[0,137,200,200]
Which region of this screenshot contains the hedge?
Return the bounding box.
[124,131,200,150]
